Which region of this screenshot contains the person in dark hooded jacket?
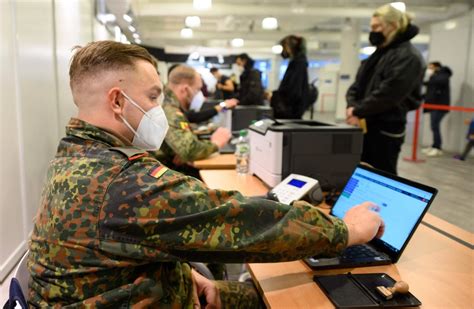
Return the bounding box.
[346,4,425,175]
[235,53,264,105]
[422,61,452,157]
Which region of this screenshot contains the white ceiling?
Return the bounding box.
[107,0,472,56]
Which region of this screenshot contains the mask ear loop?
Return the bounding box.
[119,91,153,148]
[121,91,148,115]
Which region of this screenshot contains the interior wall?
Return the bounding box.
[0,0,110,282]
[422,10,474,152]
[55,0,114,135]
[0,0,60,282]
[0,0,28,282]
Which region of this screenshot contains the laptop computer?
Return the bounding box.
[218,143,236,154]
[305,164,437,269]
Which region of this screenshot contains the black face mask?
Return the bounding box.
[369,31,385,46]
[281,50,290,59]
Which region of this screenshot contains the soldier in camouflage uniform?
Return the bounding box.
[155,65,232,172]
[28,41,384,308]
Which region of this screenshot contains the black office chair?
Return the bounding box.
[3,251,29,309]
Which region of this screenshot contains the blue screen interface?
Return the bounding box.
[288,179,306,188]
[332,167,433,251]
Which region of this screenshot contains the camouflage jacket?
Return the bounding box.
[157,88,218,165]
[28,118,348,308]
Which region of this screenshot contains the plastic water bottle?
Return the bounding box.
[235,130,250,174]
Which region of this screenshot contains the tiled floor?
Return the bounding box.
[398,144,473,232]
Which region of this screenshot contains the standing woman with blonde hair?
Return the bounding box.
[346,4,425,175]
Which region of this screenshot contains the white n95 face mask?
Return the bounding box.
[120,91,169,151]
[189,90,205,112]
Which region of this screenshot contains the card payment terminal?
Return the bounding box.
[270,174,323,205]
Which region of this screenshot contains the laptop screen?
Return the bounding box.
[331,166,435,254]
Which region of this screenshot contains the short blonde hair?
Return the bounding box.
[168,65,198,86]
[69,41,156,90]
[373,4,412,34]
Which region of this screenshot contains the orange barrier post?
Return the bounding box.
[404,103,474,163]
[403,107,425,163]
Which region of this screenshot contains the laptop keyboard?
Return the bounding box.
[340,245,379,260]
[218,143,236,154]
[306,244,390,268]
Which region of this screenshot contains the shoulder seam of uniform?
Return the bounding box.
[109,147,147,160]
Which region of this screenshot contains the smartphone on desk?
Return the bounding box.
[269,174,323,205]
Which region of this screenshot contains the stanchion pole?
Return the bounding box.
[320,94,325,113]
[404,107,425,163]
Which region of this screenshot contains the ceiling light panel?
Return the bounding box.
[231,38,244,47]
[193,0,212,10]
[181,27,193,38]
[262,17,278,30]
[185,16,201,28]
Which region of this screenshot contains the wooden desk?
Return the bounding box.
[248,220,473,308]
[199,169,269,196]
[193,154,236,169]
[200,170,474,308]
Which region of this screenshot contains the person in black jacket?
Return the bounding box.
[235,53,264,105]
[422,61,452,157]
[210,67,235,100]
[346,4,425,175]
[271,35,309,119]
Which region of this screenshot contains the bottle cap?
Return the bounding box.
[239,129,248,137]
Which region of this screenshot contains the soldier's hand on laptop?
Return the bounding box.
[343,202,385,247]
[211,127,232,148]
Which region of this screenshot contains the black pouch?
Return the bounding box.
[313,273,421,309]
[270,91,291,118]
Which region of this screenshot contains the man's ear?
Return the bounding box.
[180,84,188,96]
[107,87,123,115]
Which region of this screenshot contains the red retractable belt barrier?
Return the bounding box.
[403,103,474,163]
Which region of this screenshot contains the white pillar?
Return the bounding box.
[335,18,360,121]
[269,55,281,91]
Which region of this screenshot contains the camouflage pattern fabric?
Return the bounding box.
[28,118,348,307]
[158,87,218,164]
[215,281,263,309]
